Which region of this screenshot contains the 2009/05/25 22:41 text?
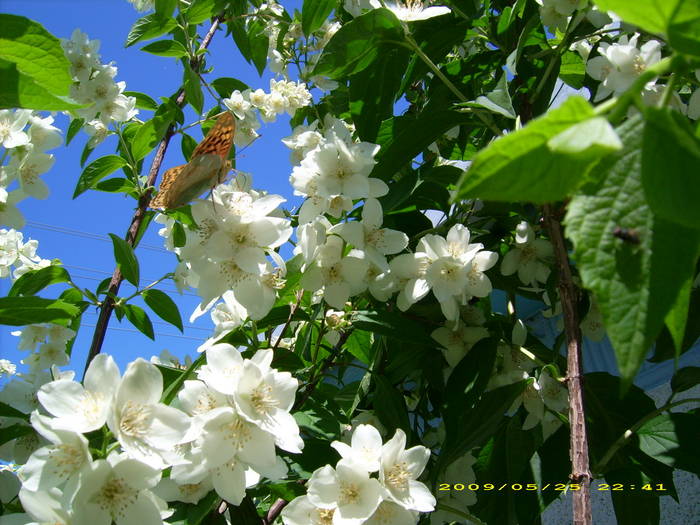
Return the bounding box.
[437,483,668,492]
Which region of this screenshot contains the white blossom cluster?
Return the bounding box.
[156,175,293,340]
[61,29,138,145]
[501,220,553,288]
[10,323,76,373]
[0,228,52,280]
[344,0,451,22]
[0,343,302,524]
[282,424,435,525]
[0,110,62,228]
[126,0,155,12]
[223,78,312,147]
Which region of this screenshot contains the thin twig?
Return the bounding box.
[543,203,592,525]
[83,16,223,376]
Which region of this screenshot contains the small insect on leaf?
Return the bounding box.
[612,227,641,244]
[150,112,235,210]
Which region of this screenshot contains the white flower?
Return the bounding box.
[72,452,166,525]
[586,34,662,101]
[430,453,477,524]
[37,353,120,433]
[300,236,370,309]
[281,494,336,525]
[0,359,16,377]
[581,300,605,341]
[127,0,155,11]
[0,109,31,149]
[28,114,62,151]
[431,320,489,368]
[306,460,384,522]
[331,424,383,473]
[384,1,451,22]
[18,411,92,491]
[197,343,247,393]
[0,188,27,230]
[232,350,303,453]
[14,487,73,525]
[379,429,435,512]
[389,252,431,312]
[366,500,418,524]
[500,221,553,286]
[330,198,408,271]
[107,358,191,469]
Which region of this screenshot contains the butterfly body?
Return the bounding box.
[150,112,235,210]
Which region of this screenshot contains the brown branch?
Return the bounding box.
[543,204,592,525]
[83,16,223,376]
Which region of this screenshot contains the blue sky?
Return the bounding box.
[1,0,304,374]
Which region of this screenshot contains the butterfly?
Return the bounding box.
[149,111,235,210]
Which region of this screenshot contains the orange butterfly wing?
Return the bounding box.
[150,112,235,210]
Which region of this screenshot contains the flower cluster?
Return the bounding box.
[61,29,138,142]
[223,79,312,147]
[1,344,302,524]
[0,228,52,280]
[156,176,292,335]
[0,110,62,228]
[282,424,434,525]
[500,221,553,287]
[11,323,76,372]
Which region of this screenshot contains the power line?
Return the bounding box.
[26,221,171,254]
[80,323,206,342]
[80,309,213,333]
[64,268,201,298]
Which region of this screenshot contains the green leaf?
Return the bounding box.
[211,77,248,98]
[8,265,71,297]
[0,15,72,95]
[0,401,28,419]
[0,296,79,325]
[0,59,82,111]
[73,155,128,198]
[161,353,206,405]
[122,304,155,340]
[560,50,585,89]
[469,73,516,119]
[294,399,341,440]
[142,289,183,332]
[349,47,410,142]
[438,380,527,472]
[454,96,596,203]
[131,120,160,161]
[123,90,159,111]
[94,178,137,195]
[155,0,178,19]
[344,330,372,364]
[373,375,411,435]
[184,0,216,24]
[247,19,270,76]
[313,8,406,79]
[592,0,677,35]
[670,366,700,393]
[664,277,691,355]
[108,234,140,287]
[668,0,700,56]
[638,412,700,475]
[66,118,84,145]
[607,467,661,525]
[548,117,622,159]
[352,310,433,345]
[565,117,700,389]
[184,64,203,115]
[372,109,474,181]
[125,14,178,47]
[302,0,335,36]
[642,107,700,229]
[141,39,188,57]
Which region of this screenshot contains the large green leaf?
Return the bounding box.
[455,96,599,203]
[183,64,203,115]
[125,14,178,47]
[122,304,155,340]
[373,375,411,435]
[9,265,71,297]
[313,8,406,79]
[638,411,700,476]
[607,466,661,525]
[668,0,700,56]
[592,0,677,35]
[73,155,128,198]
[142,288,183,332]
[349,46,409,142]
[642,107,700,229]
[0,15,72,96]
[0,296,79,325]
[565,117,700,388]
[109,234,140,287]
[302,0,336,36]
[0,59,81,111]
[140,39,188,57]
